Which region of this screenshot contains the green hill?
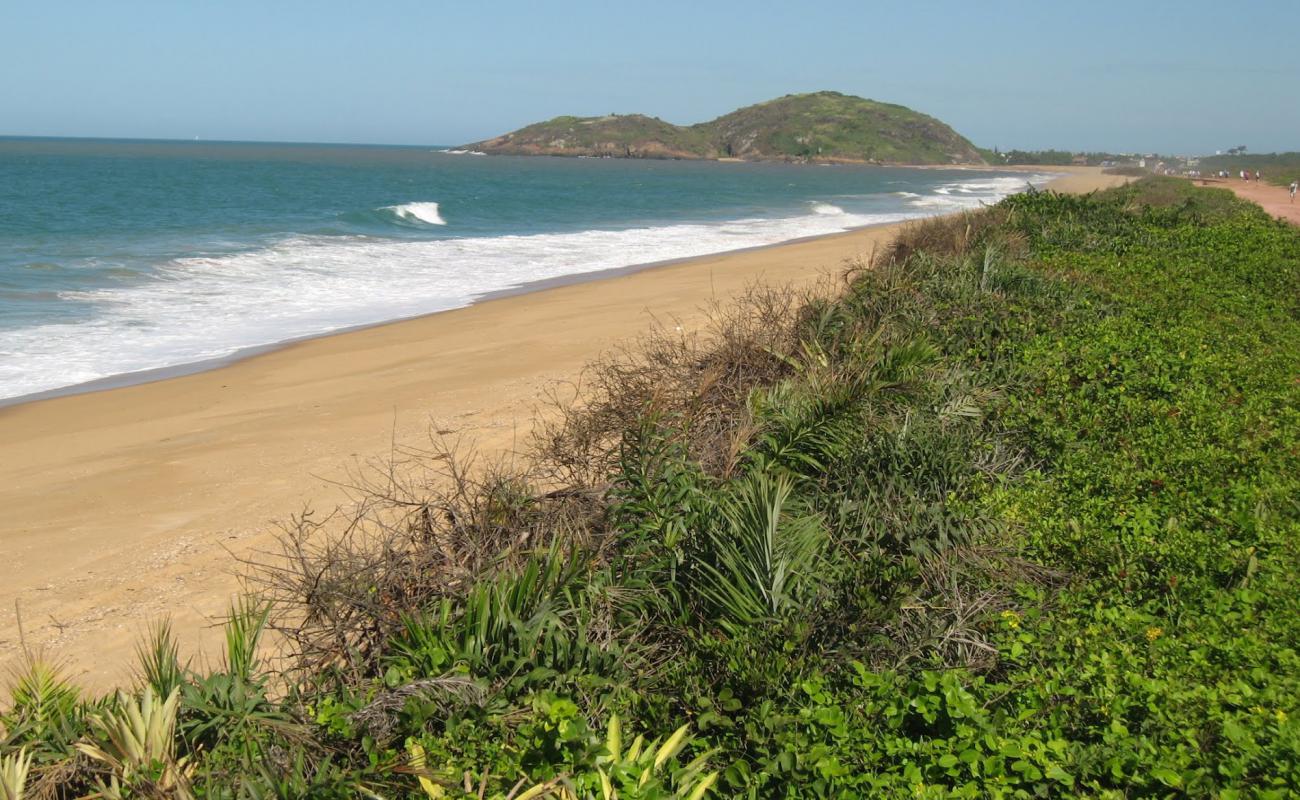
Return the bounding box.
[467,113,717,160]
[466,91,983,165]
[698,91,983,163]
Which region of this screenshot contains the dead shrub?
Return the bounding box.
[240,435,604,681]
[533,280,836,485]
[876,547,1066,672]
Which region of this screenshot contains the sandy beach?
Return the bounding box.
[0,168,1128,690]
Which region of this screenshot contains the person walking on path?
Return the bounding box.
[1291,180,1298,203]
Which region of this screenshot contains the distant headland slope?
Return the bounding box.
[465,91,984,165]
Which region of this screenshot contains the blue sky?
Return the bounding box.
[3,1,1297,153]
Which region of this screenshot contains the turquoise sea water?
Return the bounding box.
[0,137,1053,401]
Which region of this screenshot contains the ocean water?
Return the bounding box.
[0,137,1055,402]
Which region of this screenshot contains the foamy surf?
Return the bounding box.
[383,202,447,226]
[899,174,1057,212]
[0,206,916,400]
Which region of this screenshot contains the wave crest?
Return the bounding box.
[382,202,446,226]
[809,202,846,216]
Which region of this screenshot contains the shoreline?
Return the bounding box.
[1,165,1077,411]
[0,168,1122,690]
[0,222,909,410]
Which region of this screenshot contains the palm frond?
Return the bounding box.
[695,472,826,629]
[0,659,83,758]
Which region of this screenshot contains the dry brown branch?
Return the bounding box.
[533,280,837,486]
[239,434,604,682]
[877,546,1067,671]
[348,675,485,741]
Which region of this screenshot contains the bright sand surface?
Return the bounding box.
[0,168,1129,690]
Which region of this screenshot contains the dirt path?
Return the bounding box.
[1200,177,1300,226]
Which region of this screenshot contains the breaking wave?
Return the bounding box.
[381,202,447,226]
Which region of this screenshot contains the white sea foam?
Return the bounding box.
[899,174,1057,212]
[0,176,1047,401]
[384,202,447,225]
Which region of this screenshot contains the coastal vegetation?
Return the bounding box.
[4,178,1299,797]
[978,149,1139,167]
[466,92,983,165]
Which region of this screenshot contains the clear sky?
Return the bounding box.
[3,0,1297,154]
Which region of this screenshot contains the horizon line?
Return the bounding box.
[0,132,453,149]
[1,133,1284,160]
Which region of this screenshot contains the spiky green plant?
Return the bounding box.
[135,620,187,700]
[747,379,857,475]
[514,716,716,800]
[163,596,284,773]
[391,543,622,683]
[223,597,271,682]
[75,686,193,800]
[611,419,708,554]
[694,471,826,630]
[178,598,299,779]
[1,660,84,759]
[0,748,31,800]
